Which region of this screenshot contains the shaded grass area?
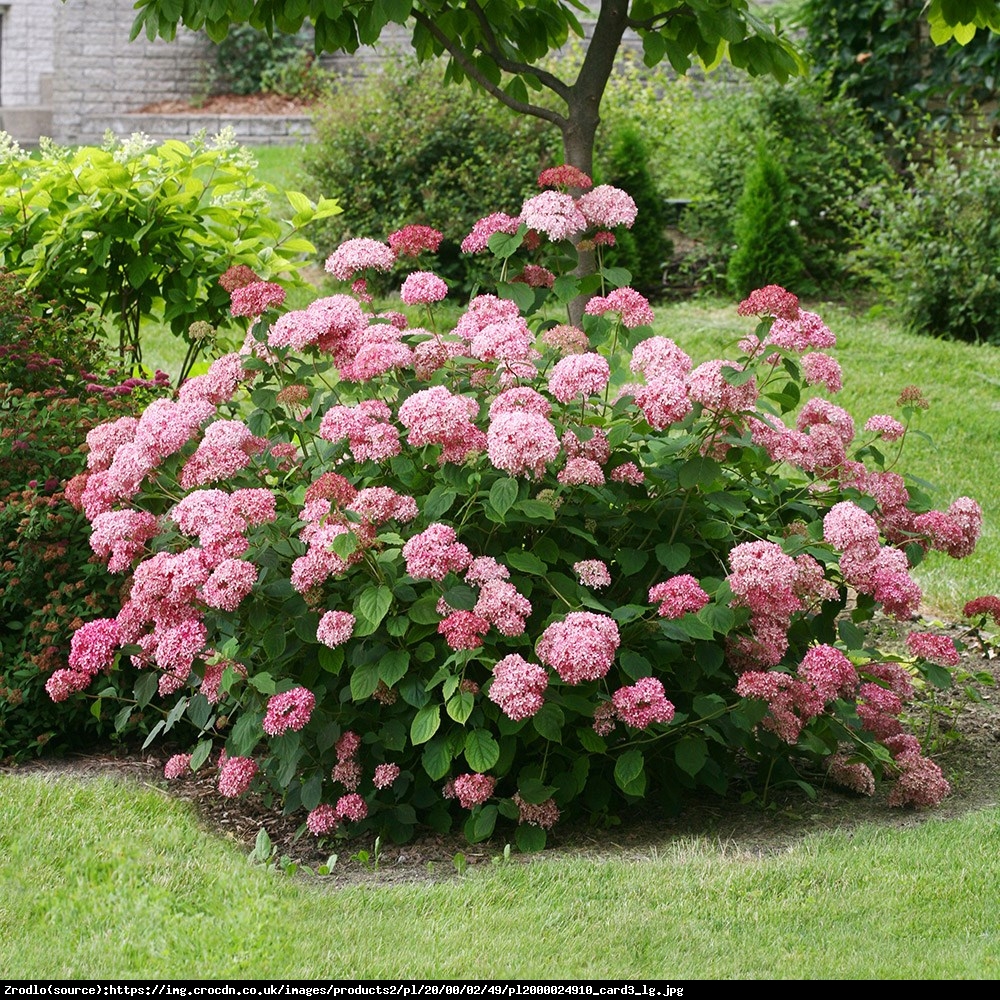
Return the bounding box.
[0,775,997,978]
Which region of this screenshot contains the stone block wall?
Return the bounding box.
[50,0,215,145]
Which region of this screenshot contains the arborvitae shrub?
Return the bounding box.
[727,146,807,297]
[601,125,672,296]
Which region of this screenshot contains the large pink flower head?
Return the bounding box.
[736,285,801,321]
[474,579,532,636]
[398,385,485,463]
[612,677,675,729]
[577,184,638,228]
[648,575,710,619]
[585,287,655,328]
[519,190,587,242]
[85,416,139,472]
[388,224,443,257]
[796,397,855,445]
[766,309,836,352]
[217,754,258,798]
[630,336,693,382]
[469,317,535,363]
[179,418,266,490]
[453,294,523,342]
[201,558,258,611]
[438,610,490,650]
[536,612,620,685]
[447,773,496,809]
[823,501,881,553]
[727,540,802,618]
[460,212,521,254]
[487,409,560,479]
[797,645,859,702]
[89,510,160,573]
[402,523,473,581]
[67,618,121,676]
[906,632,960,667]
[537,165,593,190]
[179,352,255,406]
[262,686,316,737]
[547,352,610,404]
[324,237,396,280]
[488,653,548,721]
[489,386,551,420]
[687,359,758,414]
[229,280,286,318]
[630,377,692,430]
[400,270,448,306]
[317,610,356,648]
[574,559,611,589]
[319,400,400,463]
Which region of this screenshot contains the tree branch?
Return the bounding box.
[465,0,574,102]
[410,9,568,128]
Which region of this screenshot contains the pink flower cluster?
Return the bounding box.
[585,287,655,328]
[262,686,316,737]
[536,612,620,685]
[218,754,258,798]
[905,632,960,666]
[445,773,496,810]
[512,793,560,830]
[649,575,710,619]
[612,677,675,729]
[488,654,548,720]
[317,610,356,648]
[403,523,472,581]
[398,386,486,464]
[574,560,611,589]
[319,400,401,463]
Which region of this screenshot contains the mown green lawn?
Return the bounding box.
[1,775,997,979]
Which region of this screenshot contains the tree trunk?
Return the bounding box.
[562,1,630,326]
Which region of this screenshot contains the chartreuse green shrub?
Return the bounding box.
[0,129,340,380]
[49,170,985,849]
[727,145,807,297]
[0,273,172,758]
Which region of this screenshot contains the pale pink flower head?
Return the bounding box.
[229,281,286,318]
[489,386,551,419]
[547,352,610,404]
[585,287,654,328]
[574,559,611,589]
[537,165,593,190]
[577,184,638,229]
[887,752,950,808]
[519,190,587,242]
[335,793,368,822]
[649,575,710,619]
[474,579,532,637]
[610,462,645,485]
[460,212,521,254]
[727,541,802,618]
[217,755,258,798]
[906,632,960,667]
[612,677,675,729]
[400,270,448,305]
[465,556,510,585]
[325,238,396,280]
[630,336,693,382]
[487,410,560,479]
[687,359,758,413]
[797,644,859,702]
[163,754,191,780]
[864,414,906,441]
[800,352,843,393]
[736,285,800,321]
[536,612,620,685]
[402,523,473,581]
[262,686,316,737]
[488,653,549,721]
[557,456,606,487]
[388,224,443,257]
[307,803,339,836]
[823,501,881,553]
[448,773,496,810]
[373,763,401,790]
